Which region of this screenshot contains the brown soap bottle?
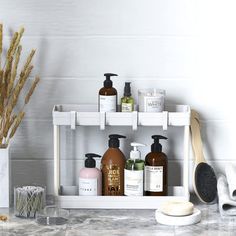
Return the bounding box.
[101,134,126,196]
[99,73,118,112]
[144,135,168,196]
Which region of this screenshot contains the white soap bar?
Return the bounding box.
[156,208,201,226]
[160,201,194,216]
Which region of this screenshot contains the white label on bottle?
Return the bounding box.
[144,166,163,192]
[124,169,143,196]
[99,95,116,112]
[144,96,164,112]
[79,178,97,196]
[121,103,132,112]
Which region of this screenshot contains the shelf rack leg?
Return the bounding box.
[183,125,190,199]
[54,125,60,196]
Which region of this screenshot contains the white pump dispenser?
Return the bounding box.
[130,142,146,160]
[124,142,146,196]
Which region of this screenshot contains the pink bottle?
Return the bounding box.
[79,153,102,196]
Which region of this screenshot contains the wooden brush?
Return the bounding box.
[190,110,217,203]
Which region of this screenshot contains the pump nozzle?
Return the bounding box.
[151,135,167,152]
[103,73,118,88]
[108,134,126,148]
[85,153,101,168]
[130,142,146,160]
[85,153,101,158]
[124,82,131,97]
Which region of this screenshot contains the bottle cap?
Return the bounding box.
[108,134,126,148]
[103,73,118,88]
[130,142,146,160]
[124,82,131,97]
[151,135,168,152]
[85,153,101,168]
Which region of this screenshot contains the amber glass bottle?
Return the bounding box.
[144,135,168,196]
[99,73,118,112]
[101,134,126,196]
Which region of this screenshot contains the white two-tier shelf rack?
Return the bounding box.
[53,104,191,209]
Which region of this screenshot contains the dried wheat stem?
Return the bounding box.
[6,32,18,61]
[3,55,13,98]
[0,70,3,115]
[0,110,7,141]
[19,65,34,87]
[8,111,25,141]
[0,24,2,69]
[0,25,39,147]
[8,45,22,96]
[0,70,5,115]
[1,110,9,134]
[13,67,32,103]
[21,65,34,90]
[4,103,14,124]
[0,69,3,84]
[9,65,33,116]
[4,65,33,123]
[25,76,40,105]
[4,55,13,83]
[3,114,16,138]
[22,49,35,74]
[11,27,24,57]
[0,70,2,92]
[4,55,13,81]
[0,113,10,144]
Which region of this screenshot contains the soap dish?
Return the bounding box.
[155,208,201,226]
[36,206,69,225]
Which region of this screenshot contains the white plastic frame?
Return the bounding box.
[53,104,190,209]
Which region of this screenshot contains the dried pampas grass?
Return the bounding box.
[0,24,40,148]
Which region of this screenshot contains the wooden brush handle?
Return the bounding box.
[190,110,205,164]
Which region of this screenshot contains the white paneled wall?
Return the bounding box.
[1,0,235,193]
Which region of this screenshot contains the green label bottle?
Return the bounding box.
[121,82,134,112]
[124,142,146,196]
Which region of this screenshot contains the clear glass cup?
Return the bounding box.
[36,205,69,225]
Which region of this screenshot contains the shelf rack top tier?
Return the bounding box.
[53,104,190,130]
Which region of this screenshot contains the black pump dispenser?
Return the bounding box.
[85,153,101,168]
[151,135,168,152]
[124,82,131,96]
[103,73,118,88]
[108,134,126,148]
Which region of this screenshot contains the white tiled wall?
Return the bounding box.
[1,0,235,193]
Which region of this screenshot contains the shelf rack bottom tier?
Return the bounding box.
[57,186,189,209]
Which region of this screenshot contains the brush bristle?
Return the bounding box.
[195,163,217,203]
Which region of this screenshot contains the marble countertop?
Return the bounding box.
[1,203,236,236]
